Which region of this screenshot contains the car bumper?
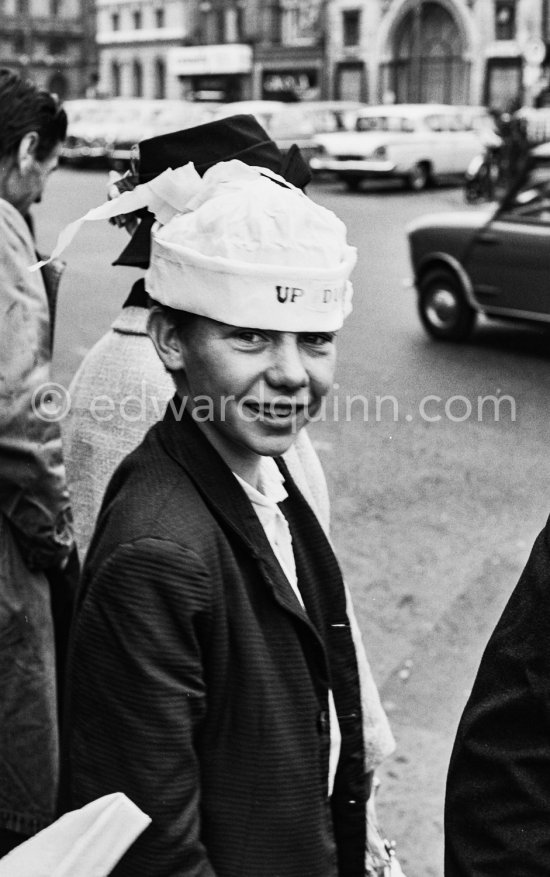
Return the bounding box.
[61,146,108,165]
[108,147,134,161]
[309,157,397,176]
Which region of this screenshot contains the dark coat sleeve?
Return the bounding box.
[64,537,217,877]
[445,521,550,876]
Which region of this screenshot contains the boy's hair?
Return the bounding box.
[0,68,68,160]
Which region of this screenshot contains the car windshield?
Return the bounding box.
[355,115,416,133]
[502,163,550,215]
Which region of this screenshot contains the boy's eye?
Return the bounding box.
[300,332,336,347]
[235,330,267,344]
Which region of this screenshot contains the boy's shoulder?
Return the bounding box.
[88,421,216,561]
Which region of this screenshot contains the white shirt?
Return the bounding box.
[234,457,342,796]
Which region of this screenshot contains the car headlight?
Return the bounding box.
[371,146,387,159]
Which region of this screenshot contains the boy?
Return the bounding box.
[62,159,381,876]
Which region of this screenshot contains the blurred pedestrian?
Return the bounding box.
[0,69,74,856]
[59,156,395,875]
[63,116,330,559]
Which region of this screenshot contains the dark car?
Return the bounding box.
[408,143,550,340]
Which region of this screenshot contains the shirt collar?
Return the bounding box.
[234,457,288,509]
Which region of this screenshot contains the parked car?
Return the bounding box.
[408,142,550,341]
[212,99,366,162]
[265,100,366,162]
[61,98,219,169]
[212,100,286,131]
[61,99,115,167]
[106,99,219,171]
[310,103,495,191]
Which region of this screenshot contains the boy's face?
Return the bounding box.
[174,315,337,471]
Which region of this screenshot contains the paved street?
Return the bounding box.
[37,167,550,876]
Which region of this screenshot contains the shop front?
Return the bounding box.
[261,68,320,101]
[167,44,253,102]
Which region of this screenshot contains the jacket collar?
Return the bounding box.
[156,396,322,636]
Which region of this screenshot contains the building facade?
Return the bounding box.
[0,0,96,98]
[94,0,550,109]
[327,0,548,111]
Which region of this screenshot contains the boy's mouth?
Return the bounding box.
[243,400,307,423]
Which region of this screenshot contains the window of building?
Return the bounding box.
[281,1,322,46]
[133,9,142,29]
[154,56,165,97]
[154,6,164,28]
[199,1,224,42]
[111,60,121,95]
[495,0,515,40]
[49,37,66,54]
[261,2,282,43]
[13,31,25,54]
[225,6,243,42]
[111,11,119,30]
[133,59,143,96]
[342,9,361,47]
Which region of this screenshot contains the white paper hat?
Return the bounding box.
[31,158,356,331]
[146,160,357,332]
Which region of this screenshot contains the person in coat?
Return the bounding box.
[0,69,74,856]
[445,519,550,875]
[62,115,331,559]
[60,157,384,876]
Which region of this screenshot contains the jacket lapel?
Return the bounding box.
[157,397,322,638]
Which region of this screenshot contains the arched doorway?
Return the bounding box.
[384,2,470,104]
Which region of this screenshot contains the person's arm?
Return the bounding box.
[0,215,73,569]
[67,537,217,877]
[445,523,550,876]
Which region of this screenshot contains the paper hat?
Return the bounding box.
[146,160,356,332]
[32,158,356,332]
[114,113,312,269]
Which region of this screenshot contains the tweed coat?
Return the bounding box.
[0,198,73,835]
[62,403,371,877]
[445,519,550,875]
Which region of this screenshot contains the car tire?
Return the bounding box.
[418,269,476,341]
[408,162,430,192]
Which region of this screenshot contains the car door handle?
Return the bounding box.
[477,232,499,245]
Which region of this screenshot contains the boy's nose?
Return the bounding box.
[265,338,309,389]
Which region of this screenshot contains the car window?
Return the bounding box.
[401,116,416,132]
[500,181,550,224]
[355,114,415,132]
[425,114,445,132]
[445,114,465,132]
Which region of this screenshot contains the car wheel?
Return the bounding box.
[408,162,430,192]
[418,269,476,341]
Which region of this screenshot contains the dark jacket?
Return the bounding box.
[445,520,550,876]
[61,402,369,877]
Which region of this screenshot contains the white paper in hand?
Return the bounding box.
[0,792,151,877]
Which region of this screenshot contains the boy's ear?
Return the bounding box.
[147,307,186,372]
[17,131,39,171]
